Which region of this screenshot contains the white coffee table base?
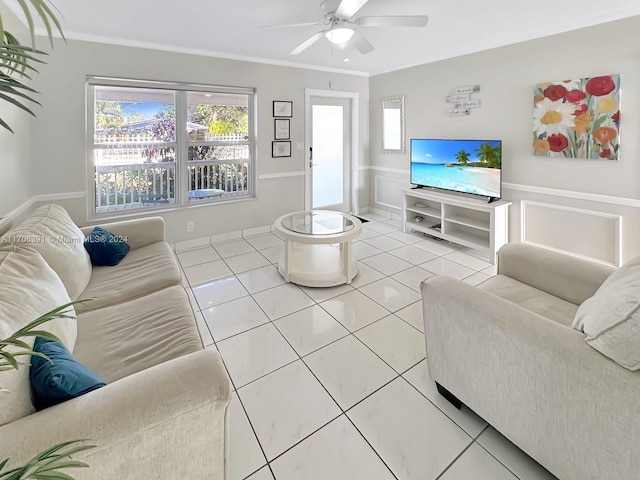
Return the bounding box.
[277,243,359,288]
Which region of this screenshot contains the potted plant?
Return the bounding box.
[0,302,94,479]
[1,0,65,132]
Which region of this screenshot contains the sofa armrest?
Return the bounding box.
[421,275,640,480]
[497,243,615,305]
[80,217,166,250]
[0,349,231,480]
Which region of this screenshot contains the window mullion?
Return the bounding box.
[176,91,189,206]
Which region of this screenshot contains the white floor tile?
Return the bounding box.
[177,246,221,268]
[364,222,399,235]
[252,284,315,320]
[174,236,210,253]
[459,246,495,262]
[320,290,390,332]
[245,233,284,251]
[413,237,458,256]
[214,238,256,258]
[271,415,395,480]
[352,241,384,260]
[440,443,518,480]
[305,335,396,409]
[228,393,267,480]
[388,245,437,264]
[183,259,233,286]
[362,235,407,252]
[383,219,402,229]
[355,228,382,242]
[462,272,491,286]
[238,360,341,461]
[259,245,282,264]
[350,262,386,288]
[245,466,274,480]
[300,283,353,303]
[420,257,476,280]
[445,250,493,271]
[361,252,413,276]
[357,213,391,222]
[274,305,349,357]
[385,230,424,244]
[194,311,214,347]
[348,378,472,480]
[359,277,421,312]
[210,231,242,244]
[186,288,200,312]
[476,427,558,480]
[224,251,270,274]
[402,361,487,437]
[395,301,424,332]
[217,323,298,388]
[202,296,270,342]
[236,265,285,294]
[355,315,426,373]
[481,264,498,276]
[192,276,249,309]
[390,266,434,292]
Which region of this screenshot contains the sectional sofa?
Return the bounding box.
[0,204,231,479]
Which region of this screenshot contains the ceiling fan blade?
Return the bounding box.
[356,15,429,27]
[350,31,374,54]
[290,31,325,55]
[261,22,325,29]
[336,0,370,19]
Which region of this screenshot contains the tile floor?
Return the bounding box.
[176,213,558,480]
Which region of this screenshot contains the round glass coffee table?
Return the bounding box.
[274,210,362,287]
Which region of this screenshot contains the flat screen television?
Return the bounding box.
[410,138,502,201]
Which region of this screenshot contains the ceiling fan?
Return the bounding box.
[263,0,428,55]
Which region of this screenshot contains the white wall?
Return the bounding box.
[369,16,640,264]
[25,38,369,242]
[0,4,34,217]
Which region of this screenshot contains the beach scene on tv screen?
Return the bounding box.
[411,139,501,198]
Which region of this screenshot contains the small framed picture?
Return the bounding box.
[272,141,292,158]
[273,100,293,118]
[274,119,290,140]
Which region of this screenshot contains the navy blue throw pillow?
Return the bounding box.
[29,337,106,411]
[84,226,130,266]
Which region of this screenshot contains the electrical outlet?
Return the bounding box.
[186,221,195,233]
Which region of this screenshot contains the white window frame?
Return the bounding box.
[86,76,257,220]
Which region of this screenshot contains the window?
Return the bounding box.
[87,78,255,215]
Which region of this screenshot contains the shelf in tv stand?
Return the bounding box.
[402,188,511,264]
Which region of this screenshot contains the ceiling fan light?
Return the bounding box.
[325,27,355,44]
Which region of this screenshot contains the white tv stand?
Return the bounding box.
[402,188,511,264]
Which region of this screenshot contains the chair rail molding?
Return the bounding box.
[0,192,86,231]
[520,200,622,266]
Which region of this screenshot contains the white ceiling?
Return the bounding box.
[8,0,640,76]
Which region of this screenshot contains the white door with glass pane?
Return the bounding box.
[308,97,351,212]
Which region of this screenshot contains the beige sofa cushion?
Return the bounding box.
[573,256,640,370]
[76,241,182,313]
[479,275,579,327]
[74,286,202,383]
[2,204,92,300]
[0,247,77,426]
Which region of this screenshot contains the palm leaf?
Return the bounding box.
[0,116,13,133]
[14,0,36,47]
[0,35,46,76]
[0,300,92,372]
[13,0,65,48]
[0,91,37,116]
[0,440,95,480]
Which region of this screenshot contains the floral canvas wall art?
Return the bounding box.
[533,75,620,160]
